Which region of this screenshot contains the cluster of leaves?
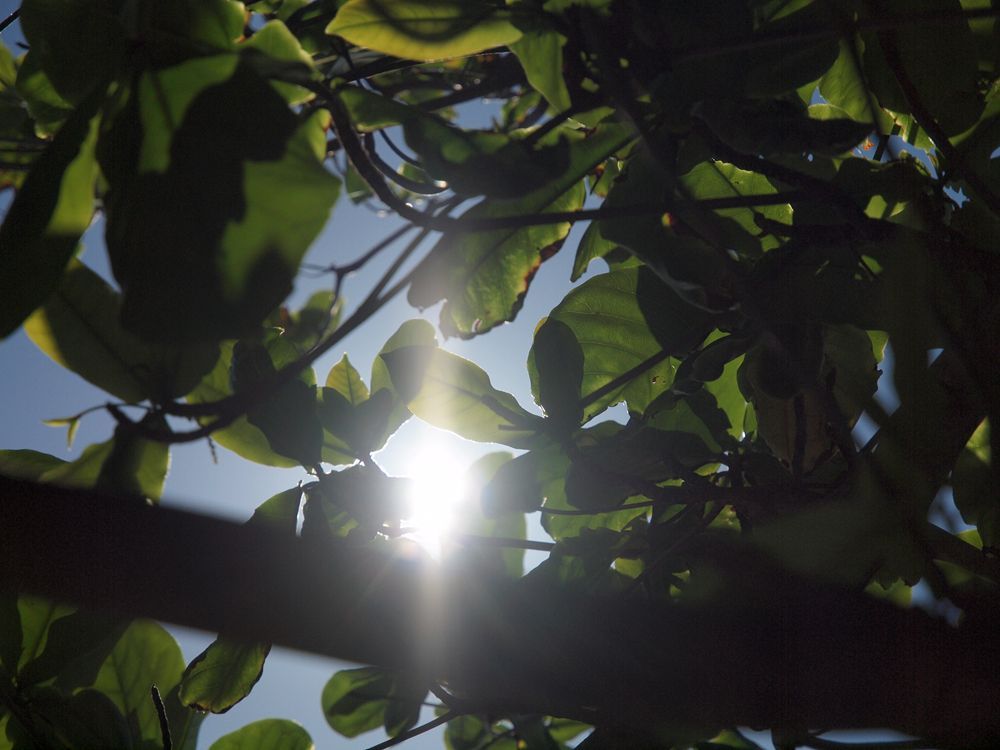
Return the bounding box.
[1,0,1000,748]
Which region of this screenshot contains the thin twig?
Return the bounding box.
[0,8,19,34]
[363,711,457,750]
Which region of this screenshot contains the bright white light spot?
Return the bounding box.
[402,443,466,558]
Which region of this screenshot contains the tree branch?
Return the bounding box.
[2,474,999,745]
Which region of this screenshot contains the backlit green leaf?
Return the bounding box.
[861,0,982,137]
[0,449,67,481]
[210,719,314,750]
[529,268,710,420]
[19,0,126,103]
[509,26,571,111]
[25,261,218,401]
[187,341,300,468]
[232,338,324,467]
[409,122,634,337]
[0,94,99,339]
[381,344,544,447]
[327,0,523,61]
[953,419,997,547]
[180,640,271,714]
[91,620,185,748]
[325,354,370,404]
[102,61,339,343]
[94,414,171,500]
[322,667,426,739]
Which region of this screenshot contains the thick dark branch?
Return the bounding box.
[1,474,998,745]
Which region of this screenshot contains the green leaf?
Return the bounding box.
[91,620,186,748]
[94,414,171,500]
[14,687,134,749]
[34,426,169,499]
[15,49,74,136]
[599,146,733,307]
[0,93,100,340]
[248,485,304,533]
[823,323,880,425]
[0,449,67,481]
[380,344,543,447]
[210,719,314,750]
[445,714,491,750]
[19,0,126,103]
[861,0,983,137]
[742,1,839,97]
[187,341,300,468]
[696,98,872,157]
[240,20,317,104]
[571,221,619,282]
[451,452,525,577]
[7,598,125,695]
[409,122,634,337]
[403,117,572,198]
[953,420,997,547]
[101,60,340,343]
[423,181,584,337]
[646,389,734,454]
[322,667,426,739]
[180,640,271,714]
[231,338,324,467]
[679,158,792,254]
[267,290,342,351]
[24,261,219,401]
[818,38,896,134]
[530,318,584,430]
[509,26,571,111]
[325,354,370,403]
[529,268,710,420]
[327,0,523,61]
[365,320,438,450]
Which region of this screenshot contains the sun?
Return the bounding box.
[401,443,467,558]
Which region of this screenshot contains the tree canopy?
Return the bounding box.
[1,0,1000,749]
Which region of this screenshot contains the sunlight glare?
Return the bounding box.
[402,444,466,558]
